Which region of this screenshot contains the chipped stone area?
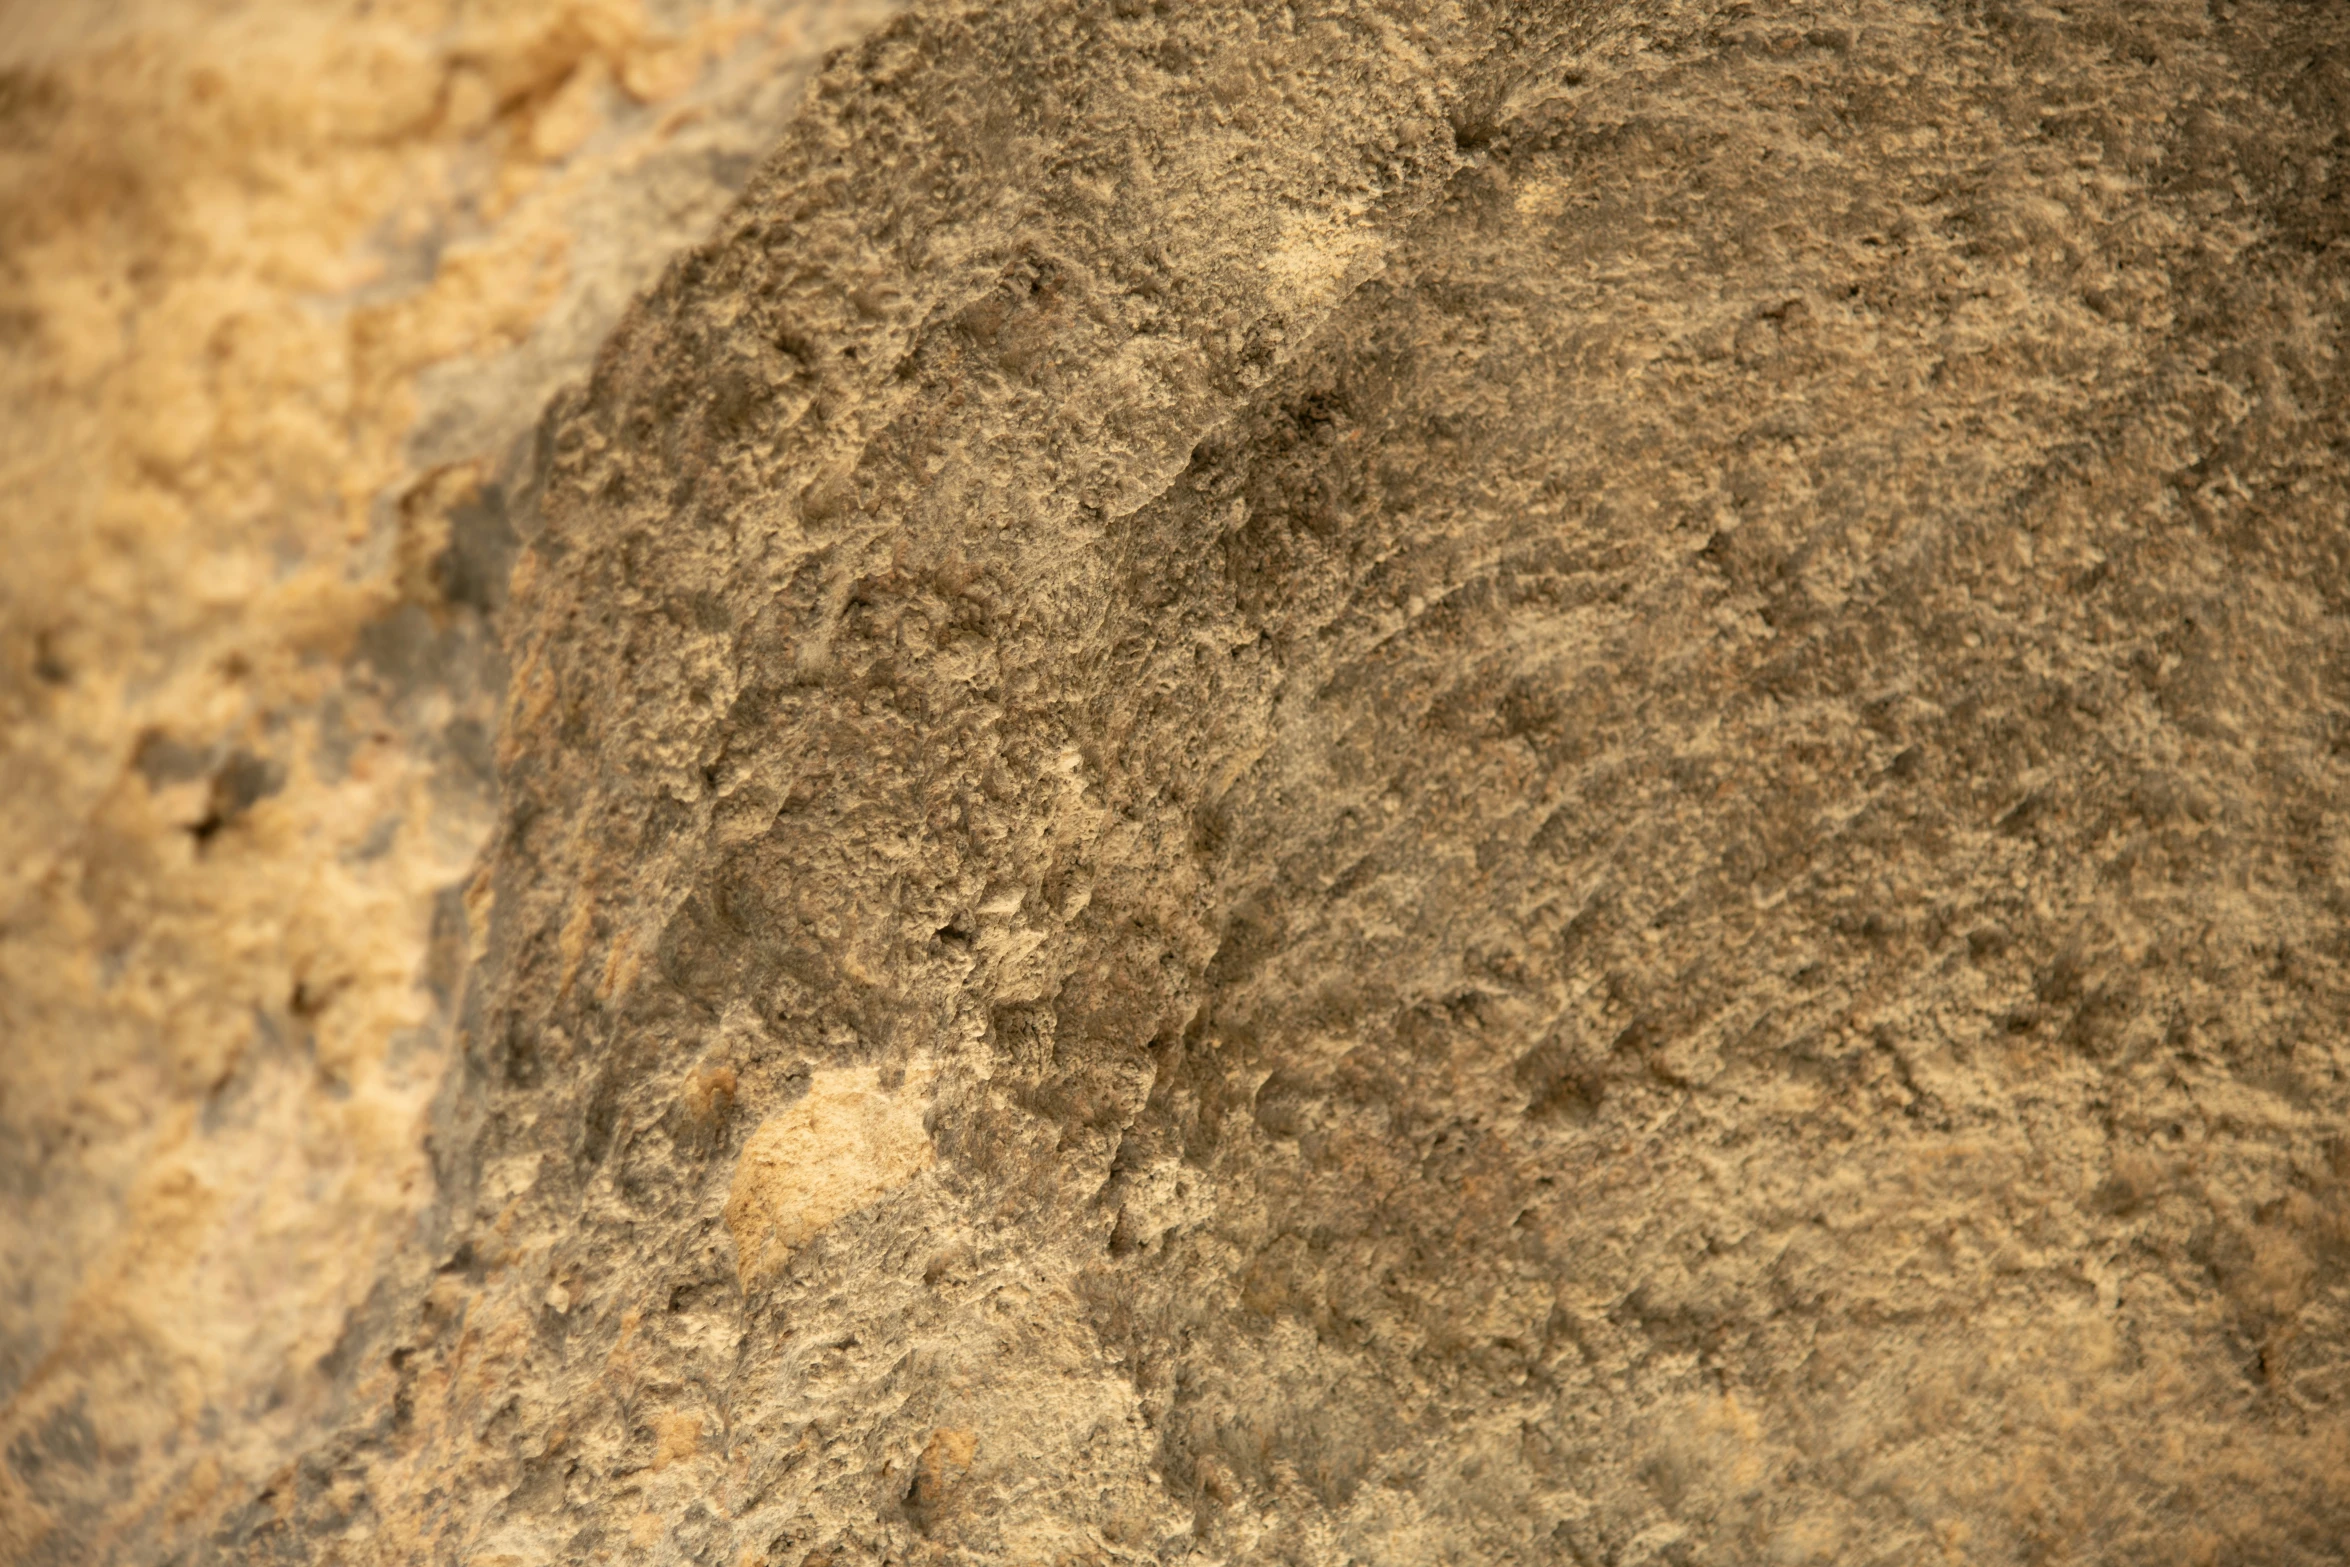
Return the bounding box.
[725,1062,937,1285]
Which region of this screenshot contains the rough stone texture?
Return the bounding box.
[0,1,900,1558]
[7,1,2350,1564]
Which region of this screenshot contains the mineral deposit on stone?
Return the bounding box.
[4,2,2349,1565]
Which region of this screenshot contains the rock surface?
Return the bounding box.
[0,0,903,1556]
[7,1,2350,1564]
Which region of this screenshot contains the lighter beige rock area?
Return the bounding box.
[724,1064,938,1285]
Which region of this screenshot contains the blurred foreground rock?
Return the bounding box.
[5,2,2350,1564]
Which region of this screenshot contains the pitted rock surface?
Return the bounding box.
[7,2,2350,1564]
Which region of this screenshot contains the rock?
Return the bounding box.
[5,0,2350,1564]
[726,1063,938,1286]
[0,1,902,1559]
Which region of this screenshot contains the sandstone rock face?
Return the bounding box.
[7,1,2350,1564]
[0,0,902,1556]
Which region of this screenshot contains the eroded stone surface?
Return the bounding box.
[7,0,2350,1564]
[0,1,899,1558]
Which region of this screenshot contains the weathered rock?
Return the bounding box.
[7,1,2350,1564]
[0,1,900,1557]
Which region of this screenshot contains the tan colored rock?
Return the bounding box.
[725,1063,936,1284]
[0,1,898,1559]
[7,1,2350,1565]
